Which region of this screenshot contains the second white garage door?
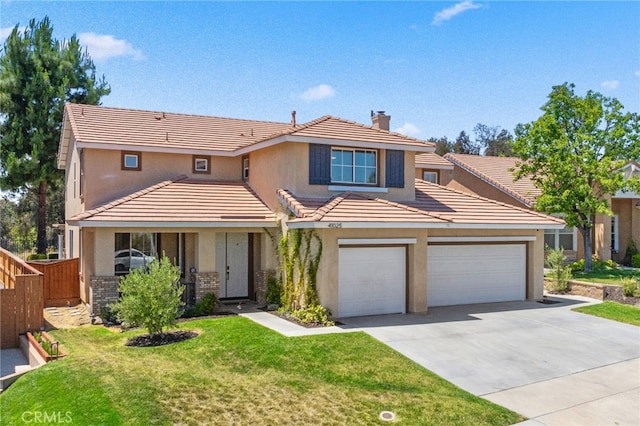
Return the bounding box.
[427,244,526,307]
[338,246,406,317]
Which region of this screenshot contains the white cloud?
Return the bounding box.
[601,80,619,90]
[299,84,336,101]
[394,122,421,136]
[432,1,482,26]
[78,32,144,61]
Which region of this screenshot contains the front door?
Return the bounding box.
[215,233,249,298]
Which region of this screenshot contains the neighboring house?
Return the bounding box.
[440,153,639,263]
[58,105,563,318]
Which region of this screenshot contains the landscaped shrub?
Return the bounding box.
[545,246,572,292]
[109,254,184,336]
[624,240,638,266]
[27,253,47,260]
[569,257,618,273]
[181,293,216,318]
[621,277,640,297]
[289,304,334,326]
[632,254,640,269]
[265,275,282,305]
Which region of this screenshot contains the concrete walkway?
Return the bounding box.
[240,296,640,426]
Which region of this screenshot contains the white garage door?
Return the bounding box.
[338,246,406,317]
[427,244,526,307]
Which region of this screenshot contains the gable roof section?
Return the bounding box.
[68,177,277,227]
[415,153,453,170]
[444,153,541,208]
[278,180,564,229]
[58,104,434,168]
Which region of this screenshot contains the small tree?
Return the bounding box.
[545,246,572,293]
[110,254,184,336]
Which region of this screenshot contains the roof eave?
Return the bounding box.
[286,221,564,230]
[68,220,279,228]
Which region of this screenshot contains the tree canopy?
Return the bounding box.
[0,17,110,253]
[473,123,514,156]
[513,83,640,271]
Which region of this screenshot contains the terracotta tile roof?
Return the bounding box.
[69,177,277,226]
[444,153,541,207]
[415,153,453,169]
[278,181,564,228]
[60,104,435,167]
[63,103,291,154]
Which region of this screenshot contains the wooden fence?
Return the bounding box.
[28,258,80,307]
[0,248,44,349]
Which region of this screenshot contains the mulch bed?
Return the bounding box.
[125,330,199,347]
[268,310,339,328]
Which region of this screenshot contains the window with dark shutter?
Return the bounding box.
[385,150,405,188]
[309,144,331,185]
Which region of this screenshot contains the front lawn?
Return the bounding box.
[573,301,640,326]
[572,268,639,285]
[0,317,523,425]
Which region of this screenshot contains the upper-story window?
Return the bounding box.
[242,156,249,180]
[331,148,377,185]
[423,171,438,184]
[193,155,211,174]
[122,151,141,171]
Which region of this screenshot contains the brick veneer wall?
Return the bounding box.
[255,270,276,305]
[192,272,219,303]
[90,276,121,315]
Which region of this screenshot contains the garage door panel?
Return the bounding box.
[339,247,405,317]
[428,244,526,307]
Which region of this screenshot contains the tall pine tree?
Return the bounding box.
[0,17,110,253]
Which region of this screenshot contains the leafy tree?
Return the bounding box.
[473,123,514,156]
[428,136,453,156]
[109,255,184,337]
[452,130,480,155]
[0,17,110,253]
[513,83,640,272]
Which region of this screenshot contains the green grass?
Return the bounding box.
[573,301,640,326]
[0,317,523,425]
[572,268,639,285]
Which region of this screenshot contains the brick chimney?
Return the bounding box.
[371,110,390,131]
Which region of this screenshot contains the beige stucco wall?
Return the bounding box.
[248,143,417,211]
[81,149,241,210]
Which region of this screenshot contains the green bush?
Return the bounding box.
[545,246,572,292]
[27,253,47,260]
[632,254,640,269]
[569,257,618,272]
[621,277,640,297]
[181,293,217,318]
[109,254,184,336]
[289,304,334,326]
[265,276,282,305]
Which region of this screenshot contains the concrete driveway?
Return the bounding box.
[339,295,640,426]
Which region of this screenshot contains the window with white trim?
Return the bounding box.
[192,155,210,174]
[423,171,438,184]
[544,226,576,251]
[122,151,141,171]
[611,215,619,252]
[331,148,377,184]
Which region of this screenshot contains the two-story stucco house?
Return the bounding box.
[57,104,563,318]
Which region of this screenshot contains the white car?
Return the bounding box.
[114,249,155,272]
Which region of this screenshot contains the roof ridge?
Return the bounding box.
[444,153,535,207]
[66,103,290,126]
[277,189,309,218]
[415,179,564,224]
[74,175,188,220]
[325,115,434,146]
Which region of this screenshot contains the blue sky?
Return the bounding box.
[2,1,639,141]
